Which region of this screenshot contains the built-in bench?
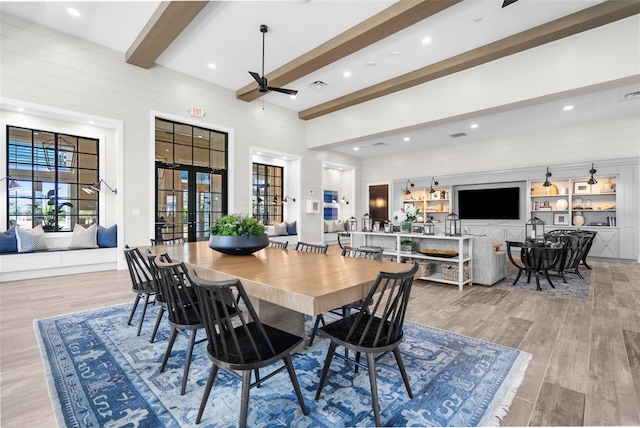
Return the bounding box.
[0,228,119,282]
[0,246,118,282]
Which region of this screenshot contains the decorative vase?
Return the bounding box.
[572,212,585,227]
[401,221,412,233]
[208,234,269,255]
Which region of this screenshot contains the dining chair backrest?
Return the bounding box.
[295,241,328,254]
[346,262,418,348]
[269,240,288,249]
[123,246,154,293]
[151,237,185,245]
[145,251,173,303]
[155,260,201,328]
[341,245,383,260]
[190,272,278,365]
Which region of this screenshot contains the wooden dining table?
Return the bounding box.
[145,241,412,341]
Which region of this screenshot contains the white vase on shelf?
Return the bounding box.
[572,211,585,226]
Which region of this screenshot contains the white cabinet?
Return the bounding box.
[350,231,472,290]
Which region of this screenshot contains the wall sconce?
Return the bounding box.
[256,196,263,203]
[82,179,117,194]
[543,167,552,187]
[1,175,21,192]
[272,196,278,205]
[340,196,349,204]
[282,196,296,204]
[404,180,414,195]
[587,163,597,185]
[429,177,439,194]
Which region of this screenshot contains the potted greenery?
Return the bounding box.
[400,239,415,253]
[208,214,269,255]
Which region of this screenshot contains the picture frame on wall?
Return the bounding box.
[573,181,591,194]
[553,213,569,226]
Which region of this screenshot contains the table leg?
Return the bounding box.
[249,297,306,353]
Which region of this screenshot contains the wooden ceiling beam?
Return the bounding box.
[126,1,209,69]
[299,0,640,120]
[235,0,462,101]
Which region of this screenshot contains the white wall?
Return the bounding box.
[0,13,357,248]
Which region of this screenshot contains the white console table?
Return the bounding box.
[349,231,473,290]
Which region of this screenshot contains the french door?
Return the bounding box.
[156,165,226,242]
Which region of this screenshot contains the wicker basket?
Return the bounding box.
[418,262,432,278]
[442,265,470,281]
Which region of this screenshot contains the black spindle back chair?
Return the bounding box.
[309,245,383,346]
[315,263,419,427]
[123,246,156,336]
[295,241,328,254]
[190,272,308,427]
[145,251,174,343]
[155,260,207,395]
[268,239,288,249]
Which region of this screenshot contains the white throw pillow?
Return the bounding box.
[70,223,98,249]
[15,225,48,253]
[273,221,288,236]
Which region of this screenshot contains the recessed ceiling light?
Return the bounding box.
[207,63,216,69]
[403,137,410,142]
[289,94,296,100]
[66,8,80,16]
[282,156,287,160]
[390,51,400,57]
[88,120,94,125]
[473,17,483,23]
[366,61,376,67]
[470,124,479,129]
[17,107,25,112]
[343,71,351,78]
[563,105,574,111]
[353,147,359,151]
[421,36,432,45]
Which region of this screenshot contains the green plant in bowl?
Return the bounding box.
[209,214,268,255]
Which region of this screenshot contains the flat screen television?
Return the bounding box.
[458,187,520,220]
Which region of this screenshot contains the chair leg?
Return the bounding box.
[284,355,309,415]
[309,314,325,346]
[393,347,414,398]
[354,351,361,373]
[150,305,165,343]
[180,329,197,395]
[366,352,382,427]
[315,341,338,400]
[127,294,141,325]
[136,293,151,336]
[196,364,219,424]
[239,369,252,428]
[160,327,178,372]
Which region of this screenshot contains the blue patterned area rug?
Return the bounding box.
[35,304,531,427]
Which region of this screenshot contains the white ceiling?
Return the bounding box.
[1,0,639,158]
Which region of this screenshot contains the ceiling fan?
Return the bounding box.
[249,25,298,96]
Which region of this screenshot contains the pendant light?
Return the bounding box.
[587,163,597,185]
[543,167,552,187]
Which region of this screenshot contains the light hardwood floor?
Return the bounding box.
[1,251,639,427]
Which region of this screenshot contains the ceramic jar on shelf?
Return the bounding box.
[572,211,585,226]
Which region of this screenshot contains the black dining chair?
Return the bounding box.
[269,239,288,249]
[123,246,156,336]
[315,263,418,427]
[154,260,211,395]
[189,272,309,427]
[145,251,174,343]
[150,236,185,245]
[308,246,383,346]
[295,241,328,254]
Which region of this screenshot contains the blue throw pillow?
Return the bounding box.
[286,221,297,235]
[97,224,117,248]
[0,227,18,253]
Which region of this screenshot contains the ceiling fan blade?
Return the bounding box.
[249,71,264,86]
[268,86,298,96]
